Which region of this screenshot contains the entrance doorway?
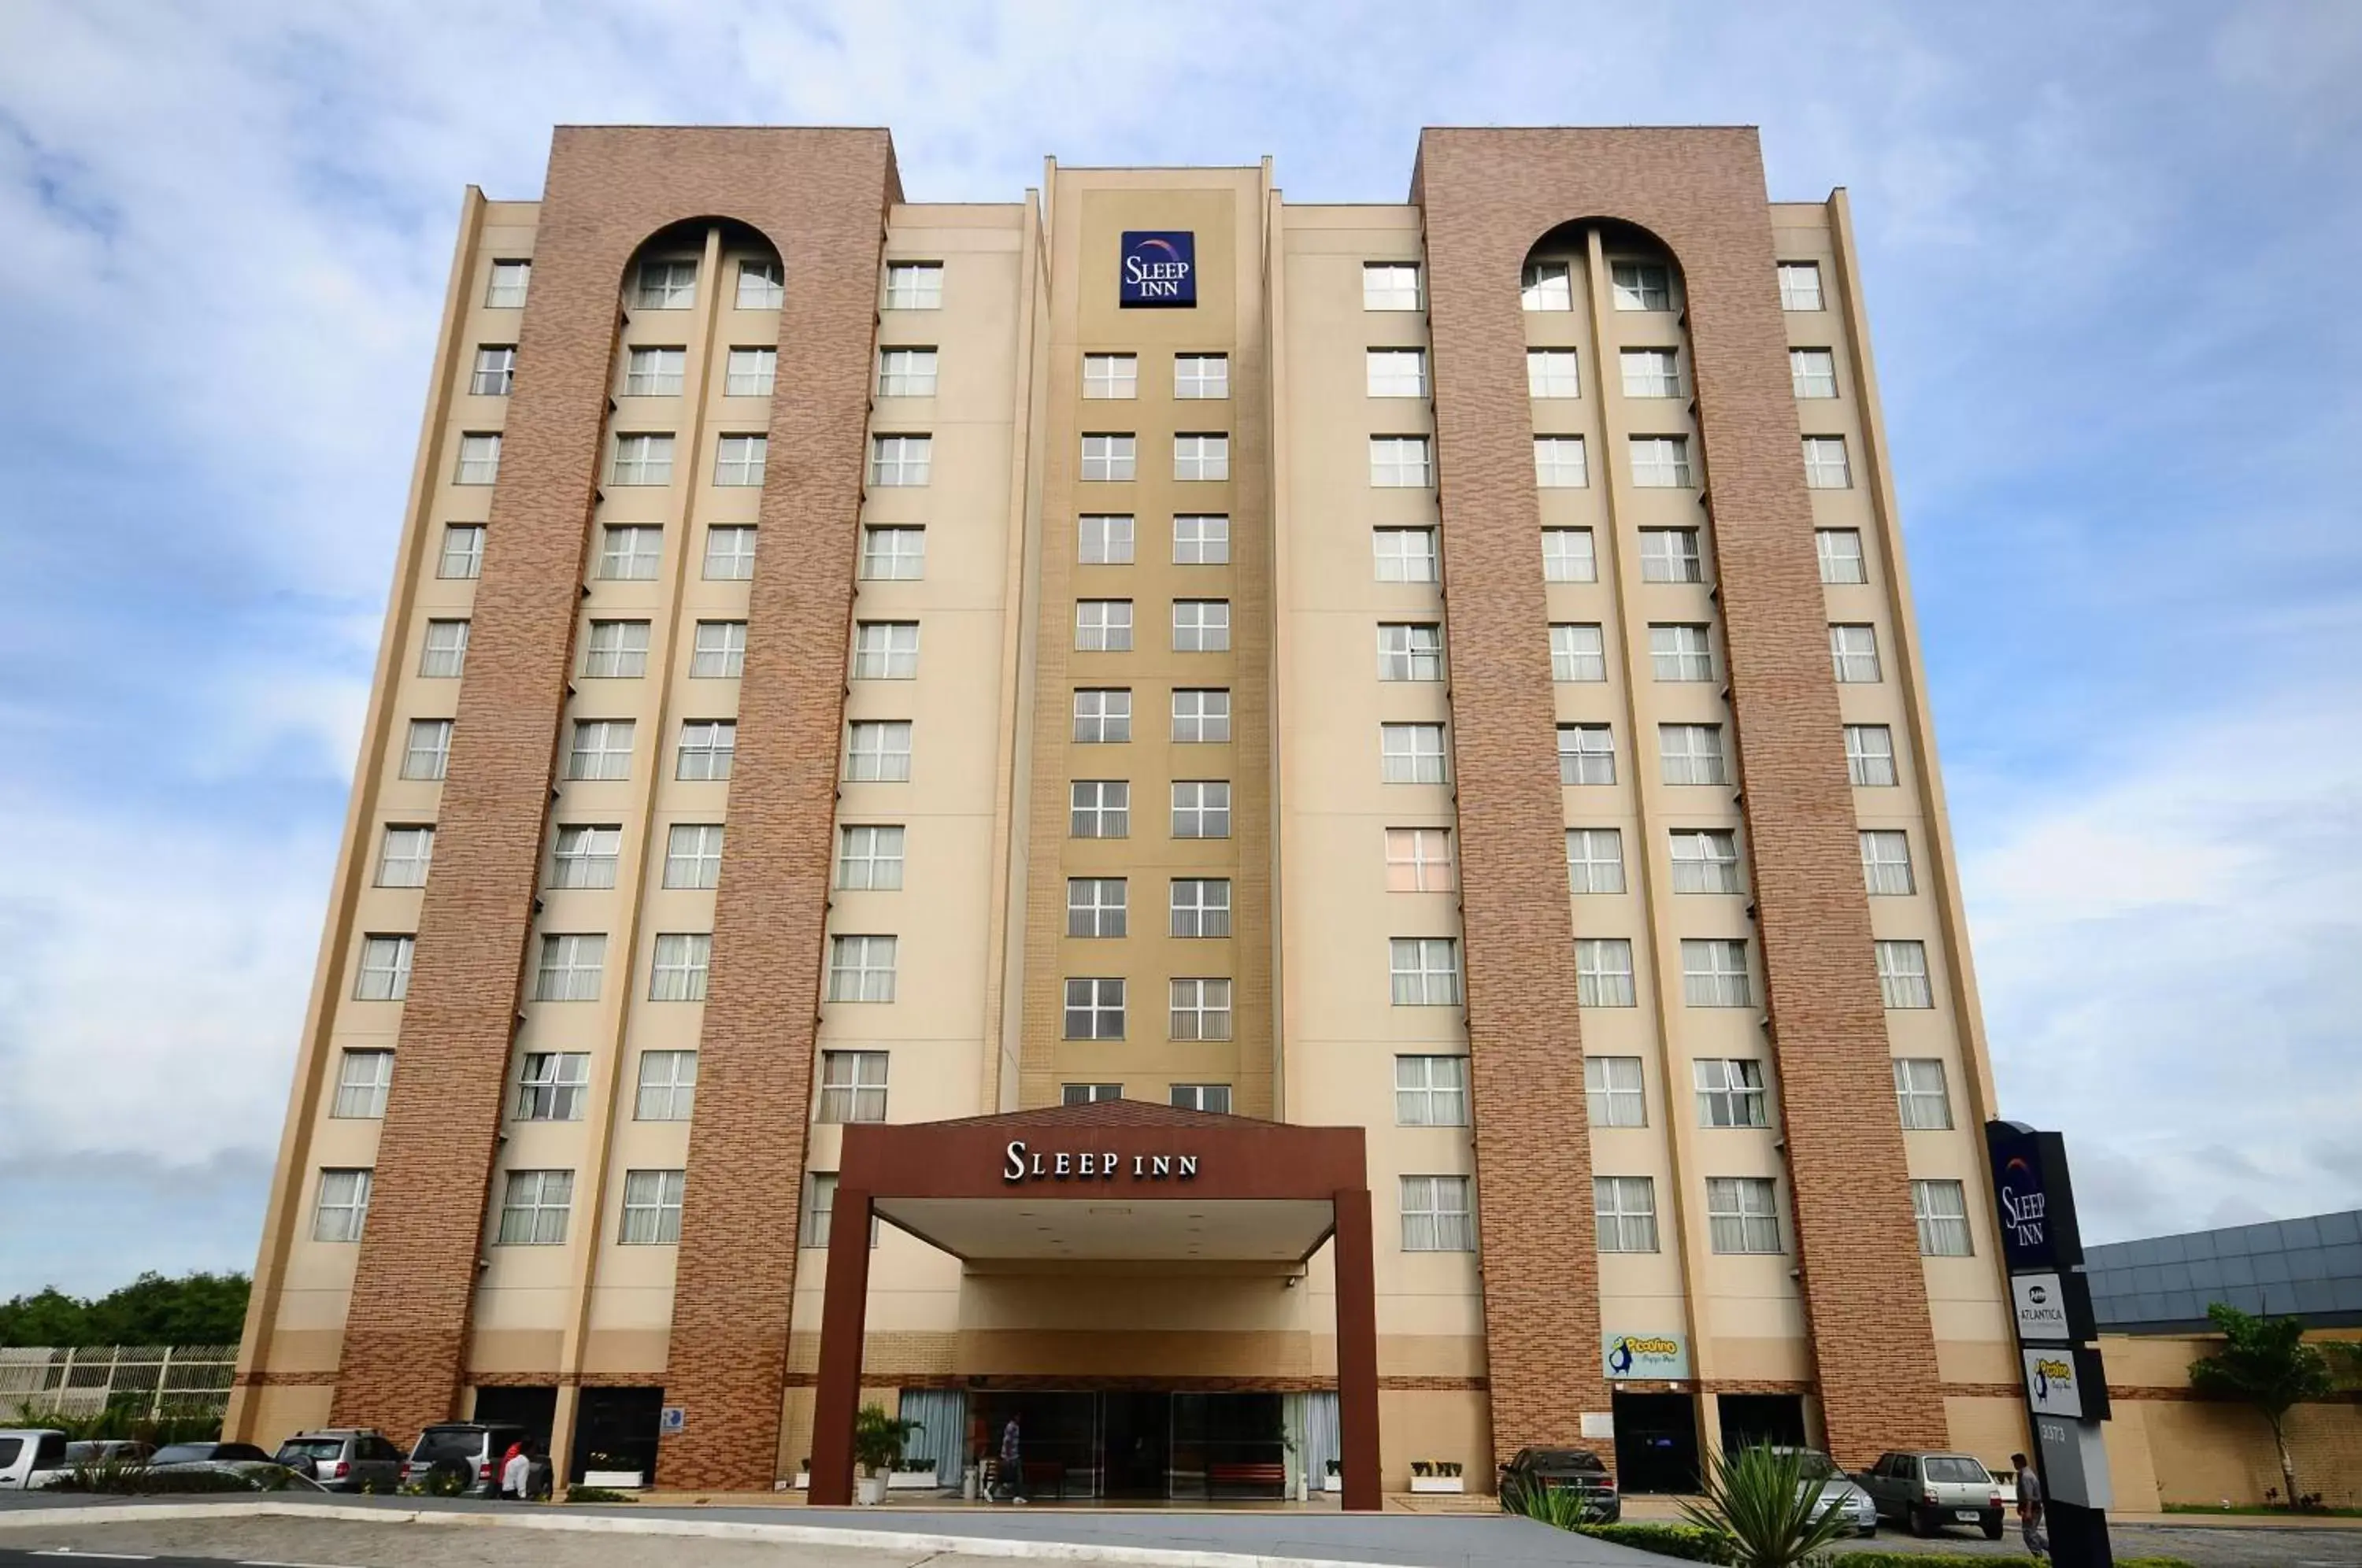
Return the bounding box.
[1717,1392,1806,1456]
[1099,1392,1172,1498]
[1612,1391,1701,1493]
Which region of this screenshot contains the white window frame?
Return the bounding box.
[635,1050,697,1122]
[1791,348,1838,400]
[1075,599,1134,652]
[1082,353,1138,401]
[1399,1175,1474,1252]
[1365,349,1427,398]
[376,826,434,889]
[532,936,605,1003]
[1594,1175,1659,1253]
[1080,433,1136,482]
[634,259,698,309]
[817,1050,890,1124]
[877,346,938,398]
[1778,261,1824,312]
[1816,527,1867,584]
[1659,723,1728,786]
[1576,938,1636,1008]
[564,719,634,782]
[1878,940,1935,1009]
[516,1051,591,1119]
[845,720,912,783]
[665,823,726,889]
[550,823,622,890]
[1171,687,1230,743]
[1172,599,1231,653]
[1064,977,1126,1040]
[691,619,747,679]
[1368,436,1432,488]
[1169,877,1232,937]
[1381,723,1449,785]
[439,523,484,579]
[1535,435,1589,488]
[1377,622,1444,682]
[1894,1058,1954,1130]
[827,934,898,1003]
[1542,528,1597,583]
[1175,353,1229,400]
[1914,1178,1974,1256]
[1079,514,1135,565]
[1172,433,1229,482]
[1388,937,1461,1006]
[1830,623,1882,682]
[485,259,530,309]
[624,346,686,398]
[1705,1176,1783,1254]
[1585,1056,1646,1127]
[609,432,675,486]
[581,619,651,679]
[860,526,924,581]
[1638,527,1703,584]
[1394,1055,1469,1127]
[1520,261,1574,312]
[1072,687,1133,744]
[470,345,515,397]
[1681,940,1753,1009]
[313,1169,372,1242]
[1668,829,1742,894]
[724,346,776,398]
[1860,830,1916,895]
[1630,435,1694,488]
[675,719,737,782]
[1565,827,1625,894]
[598,524,664,581]
[1069,780,1130,838]
[884,261,943,310]
[1173,514,1229,564]
[1649,623,1714,682]
[1802,435,1853,489]
[869,435,932,486]
[455,433,501,485]
[835,824,905,891]
[851,620,920,681]
[1557,724,1616,786]
[1067,877,1127,938]
[620,1168,686,1245]
[1620,347,1682,398]
[714,433,768,487]
[1846,723,1898,786]
[1168,977,1233,1041]
[1527,348,1580,399]
[356,935,413,1000]
[1361,262,1422,311]
[1171,1083,1232,1114]
[1171,780,1231,839]
[1550,623,1606,682]
[650,932,711,1001]
[496,1169,573,1246]
[1384,827,1454,893]
[1610,261,1672,312]
[331,1051,393,1119]
[1372,527,1438,582]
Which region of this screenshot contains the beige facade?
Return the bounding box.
[234,128,2031,1496]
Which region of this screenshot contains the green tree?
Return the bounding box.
[0,1272,250,1348]
[1677,1444,1858,1567]
[2186,1301,2333,1507]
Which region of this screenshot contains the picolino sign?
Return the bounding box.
[1120,231,1196,306]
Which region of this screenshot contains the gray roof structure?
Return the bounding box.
[2086,1208,2362,1333]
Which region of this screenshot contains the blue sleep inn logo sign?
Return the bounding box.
[1120,231,1196,307]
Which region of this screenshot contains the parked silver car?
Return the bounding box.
[1858,1449,2005,1539]
[272,1429,403,1492]
[1772,1448,1876,1537]
[0,1430,69,1491]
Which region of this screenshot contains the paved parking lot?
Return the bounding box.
[1821,1520,2362,1566]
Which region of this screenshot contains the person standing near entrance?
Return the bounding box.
[501,1442,531,1502]
[2012,1452,2048,1560]
[997,1415,1027,1504]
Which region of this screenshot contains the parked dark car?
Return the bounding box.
[272,1429,404,1492]
[1498,1447,1620,1523]
[402,1422,532,1498]
[150,1442,272,1466]
[61,1440,154,1466]
[152,1459,324,1492]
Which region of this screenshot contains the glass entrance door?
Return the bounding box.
[1098,1391,1172,1498]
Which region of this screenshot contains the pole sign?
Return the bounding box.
[1120,231,1196,307]
[2012,1270,2097,1344]
[2022,1344,2112,1422]
[1986,1123,2086,1271]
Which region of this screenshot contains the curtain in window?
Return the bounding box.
[896,1388,964,1484]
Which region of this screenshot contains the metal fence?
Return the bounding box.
[0,1345,239,1419]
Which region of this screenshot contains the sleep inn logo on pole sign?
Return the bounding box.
[1120,231,1196,307]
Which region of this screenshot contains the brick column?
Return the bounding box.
[1332,1187,1383,1512]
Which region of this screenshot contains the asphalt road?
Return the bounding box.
[1824,1520,2362,1566]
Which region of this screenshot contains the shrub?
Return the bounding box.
[1573,1522,1731,1562]
[564,1486,634,1503]
[46,1462,272,1496]
[1678,1445,1857,1567]
[1829,1556,2194,1568]
[1576,1537,2195,1568]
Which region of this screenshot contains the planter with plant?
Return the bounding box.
[1409,1459,1464,1493]
[851,1403,924,1506]
[1324,1456,1342,1492]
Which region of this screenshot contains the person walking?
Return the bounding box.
[997,1415,1026,1505]
[502,1441,531,1502]
[2012,1452,2048,1560]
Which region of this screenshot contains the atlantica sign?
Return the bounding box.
[1001,1140,1201,1183]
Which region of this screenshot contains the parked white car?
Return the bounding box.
[0,1429,70,1491]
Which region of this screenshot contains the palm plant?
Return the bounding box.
[1502,1468,1597,1530]
[1678,1444,1857,1568]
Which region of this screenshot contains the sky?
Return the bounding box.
[1,0,2358,1300]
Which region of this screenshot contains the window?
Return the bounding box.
[1860,830,1915,895]
[1400,1175,1474,1252]
[676,720,736,781]
[801,1170,850,1249]
[1557,724,1615,785]
[1373,527,1438,582]
[1894,1059,1953,1130]
[455,433,501,485]
[1173,434,1229,481]
[1649,623,1713,682]
[332,1050,393,1119]
[727,257,780,309]
[1377,622,1444,681]
[1068,878,1127,937]
[355,935,413,1000]
[1595,1177,1659,1253]
[1171,688,1230,743]
[313,1169,372,1242]
[869,435,931,486]
[635,1050,697,1121]
[852,620,920,680]
[1172,599,1230,653]
[861,526,924,580]
[1173,514,1229,564]
[550,824,621,889]
[1527,349,1580,398]
[1542,528,1597,583]
[1382,723,1449,784]
[620,1169,686,1245]
[1660,723,1728,786]
[703,525,757,581]
[1171,1083,1232,1114]
[516,1051,591,1119]
[1791,348,1838,400]
[691,619,747,679]
[1802,435,1852,489]
[533,934,605,1002]
[1620,348,1682,398]
[835,824,904,890]
[845,720,911,782]
[497,1170,573,1246]
[1170,878,1232,937]
[1913,1179,1973,1256]
[1175,354,1228,399]
[1369,436,1431,487]
[666,823,726,889]
[598,524,663,581]
[1682,940,1753,1008]
[1081,434,1135,482]
[1846,724,1897,786]
[1064,977,1125,1039]
[1816,528,1865,584]
[486,259,530,308]
[714,434,767,487]
[827,934,898,1002]
[650,932,711,1001]
[400,719,452,782]
[1388,937,1461,1005]
[634,259,697,309]
[1363,262,1422,311]
[1365,349,1427,398]
[817,1051,890,1124]
[1611,261,1672,312]
[1878,941,1934,1009]
[1079,514,1135,564]
[1169,978,1232,1040]
[1778,261,1824,312]
[1630,435,1694,487]
[470,346,516,397]
[1585,1056,1646,1127]
[1830,623,1881,682]
[1075,599,1133,651]
[1172,780,1231,838]
[565,719,634,781]
[624,346,685,397]
[884,261,943,309]
[1082,353,1137,400]
[1638,527,1703,583]
[1565,828,1625,894]
[1073,687,1132,743]
[1576,938,1636,1007]
[1520,261,1573,311]
[1669,830,1742,894]
[1534,435,1589,488]
[1064,1082,1124,1105]
[725,346,776,398]
[1395,1056,1468,1127]
[1385,827,1454,892]
[1706,1176,1781,1253]
[1070,780,1129,838]
[581,619,651,678]
[439,523,484,579]
[376,826,434,889]
[610,433,674,486]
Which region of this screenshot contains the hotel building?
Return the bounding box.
[229,125,2021,1504]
